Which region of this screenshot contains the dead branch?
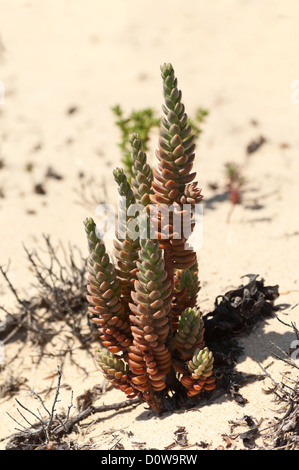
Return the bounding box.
[257,325,299,450]
[74,176,108,210]
[0,374,27,399]
[5,386,140,450]
[0,237,98,367]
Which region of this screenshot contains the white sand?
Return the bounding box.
[0,0,298,450]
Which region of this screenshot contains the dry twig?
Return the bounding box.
[5,366,140,450]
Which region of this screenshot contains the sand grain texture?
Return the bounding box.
[0,0,298,450]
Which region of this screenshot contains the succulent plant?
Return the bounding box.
[84,63,215,412]
[96,350,138,398]
[181,347,216,397]
[173,307,205,360]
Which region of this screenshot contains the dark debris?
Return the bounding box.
[246,136,267,155]
[204,274,279,339]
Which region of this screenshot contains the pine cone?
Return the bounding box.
[84,218,131,354]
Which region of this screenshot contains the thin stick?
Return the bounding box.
[5,397,141,448]
[0,264,25,306]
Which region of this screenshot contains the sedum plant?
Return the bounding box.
[84,63,215,412]
[112,104,209,181]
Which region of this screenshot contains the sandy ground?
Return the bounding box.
[0,0,299,450]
